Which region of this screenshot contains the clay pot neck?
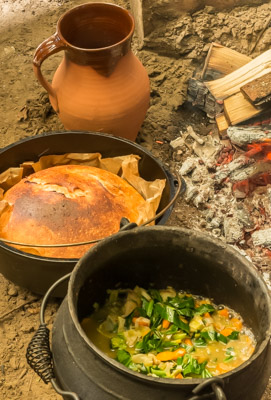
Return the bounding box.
[57,2,134,76]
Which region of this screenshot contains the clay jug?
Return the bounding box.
[33,2,150,141]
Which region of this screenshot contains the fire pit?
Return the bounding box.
[27,226,271,399]
[0,131,179,295]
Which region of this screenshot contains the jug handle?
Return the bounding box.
[33,32,67,112]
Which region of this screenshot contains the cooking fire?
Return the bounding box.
[174,121,271,291]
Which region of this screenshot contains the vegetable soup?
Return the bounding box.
[81,286,256,379]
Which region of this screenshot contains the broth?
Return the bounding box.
[81,286,256,379]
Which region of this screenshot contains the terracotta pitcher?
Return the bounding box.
[33,2,150,141]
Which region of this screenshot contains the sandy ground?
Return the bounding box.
[0,0,271,399]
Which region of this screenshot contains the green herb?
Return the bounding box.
[117,349,131,366]
[193,337,207,347]
[148,289,163,302]
[216,333,229,344]
[150,367,167,378]
[225,347,235,356]
[224,355,235,363]
[200,330,216,342]
[111,335,126,350]
[195,304,215,315]
[228,331,239,340]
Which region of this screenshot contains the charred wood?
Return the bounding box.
[227,125,271,146]
[187,78,223,120]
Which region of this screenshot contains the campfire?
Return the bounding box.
[173,123,271,284]
[172,43,271,287]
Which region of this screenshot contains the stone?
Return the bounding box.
[7,287,18,297]
[179,157,198,175]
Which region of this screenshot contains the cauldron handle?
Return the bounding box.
[187,377,227,400]
[26,273,81,400]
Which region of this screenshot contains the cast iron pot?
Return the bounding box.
[28,226,271,399]
[0,131,178,296]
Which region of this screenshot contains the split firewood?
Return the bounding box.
[205,49,271,101]
[215,113,229,136]
[227,125,271,147]
[240,71,271,108]
[223,92,263,126]
[201,42,252,81]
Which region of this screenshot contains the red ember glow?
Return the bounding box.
[232,172,271,198]
[245,140,271,162]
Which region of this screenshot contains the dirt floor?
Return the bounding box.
[1,0,271,398]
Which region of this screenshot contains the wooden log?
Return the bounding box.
[227,125,271,146]
[187,78,223,119]
[223,92,263,125]
[214,155,254,184]
[230,161,271,182]
[215,113,229,136]
[201,43,252,81]
[205,49,271,101]
[240,71,271,108]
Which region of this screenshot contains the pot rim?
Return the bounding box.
[56,2,135,53]
[67,225,271,386]
[0,130,176,261]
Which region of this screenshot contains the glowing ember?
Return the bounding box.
[232,172,271,198]
[245,140,271,162]
[219,140,271,197]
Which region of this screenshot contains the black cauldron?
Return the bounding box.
[39,226,271,400]
[0,131,178,296]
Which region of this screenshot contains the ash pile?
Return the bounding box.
[174,42,271,286]
[173,123,271,287]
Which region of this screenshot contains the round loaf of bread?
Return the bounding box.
[0,165,145,259]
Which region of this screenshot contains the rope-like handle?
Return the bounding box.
[26,324,54,384]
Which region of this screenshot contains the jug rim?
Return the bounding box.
[55,2,135,52]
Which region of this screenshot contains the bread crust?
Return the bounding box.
[0,165,145,258]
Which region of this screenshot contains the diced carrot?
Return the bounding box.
[156,348,186,361]
[204,312,211,318]
[231,317,243,331]
[220,327,233,337]
[184,338,193,346]
[162,319,170,329]
[218,308,229,318]
[176,373,183,379]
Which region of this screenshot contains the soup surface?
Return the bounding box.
[81,286,256,379]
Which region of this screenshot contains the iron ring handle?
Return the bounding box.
[26,273,80,400]
[187,377,227,400]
